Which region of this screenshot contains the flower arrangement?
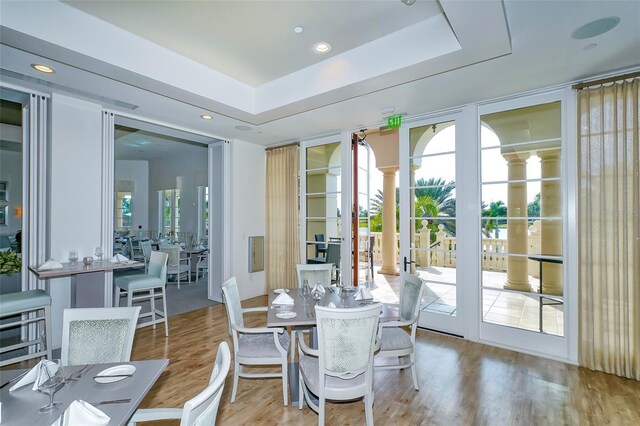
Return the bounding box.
[0,250,21,275]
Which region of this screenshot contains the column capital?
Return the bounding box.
[502,151,530,163]
[378,165,399,175]
[536,148,561,160]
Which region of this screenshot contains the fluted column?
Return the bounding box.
[538,149,563,295]
[379,166,399,275]
[503,152,531,292]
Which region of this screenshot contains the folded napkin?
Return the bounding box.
[109,253,130,263]
[50,400,110,426]
[312,283,326,295]
[10,360,59,392]
[272,292,295,305]
[354,287,374,301]
[38,259,63,270]
[326,301,337,308]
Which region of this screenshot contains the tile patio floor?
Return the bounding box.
[365,264,564,336]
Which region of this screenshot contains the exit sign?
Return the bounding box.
[387,114,402,129]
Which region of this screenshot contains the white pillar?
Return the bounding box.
[538,149,563,296]
[503,152,531,292]
[379,166,399,275]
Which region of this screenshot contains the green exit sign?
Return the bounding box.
[387,114,402,129]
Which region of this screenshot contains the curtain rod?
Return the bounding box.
[572,71,640,91]
[265,141,300,151]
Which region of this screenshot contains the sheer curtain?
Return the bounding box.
[578,77,639,380]
[265,144,300,290]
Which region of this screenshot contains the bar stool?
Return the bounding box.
[115,251,169,336]
[0,289,52,367]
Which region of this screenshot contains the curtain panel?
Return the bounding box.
[265,144,300,290]
[578,78,639,380]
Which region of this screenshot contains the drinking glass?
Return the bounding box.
[340,286,350,308]
[68,250,79,266]
[38,360,65,413]
[301,279,311,302]
[94,246,103,259]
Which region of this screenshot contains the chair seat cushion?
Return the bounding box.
[237,332,289,359]
[379,327,413,352]
[0,289,51,316]
[299,355,366,396]
[115,275,164,291]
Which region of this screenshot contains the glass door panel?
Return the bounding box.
[401,116,463,335]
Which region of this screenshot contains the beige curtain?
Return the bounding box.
[578,78,639,380]
[265,144,300,290]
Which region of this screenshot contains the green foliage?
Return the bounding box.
[0,250,21,276]
[528,192,541,218]
[482,200,507,238]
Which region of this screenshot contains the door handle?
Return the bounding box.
[403,256,415,272]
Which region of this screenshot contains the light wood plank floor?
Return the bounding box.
[130,296,640,425]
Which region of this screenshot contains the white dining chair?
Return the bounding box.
[196,251,209,280]
[291,263,333,356]
[159,245,191,289]
[221,277,289,405]
[127,341,231,426]
[297,303,382,426]
[115,251,170,336]
[140,240,152,272]
[61,307,141,366]
[375,272,426,390]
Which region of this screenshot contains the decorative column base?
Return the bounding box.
[378,266,399,275]
[504,280,532,292]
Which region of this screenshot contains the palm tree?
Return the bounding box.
[482,200,507,238]
[414,178,456,235]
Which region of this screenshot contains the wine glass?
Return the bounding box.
[340,286,350,308]
[68,250,79,266]
[94,246,103,260]
[38,360,65,413]
[301,279,311,302]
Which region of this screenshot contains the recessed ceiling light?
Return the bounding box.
[235,125,252,131]
[200,114,213,120]
[572,17,620,40]
[314,42,332,53]
[583,43,598,51]
[380,106,396,115]
[293,26,303,34]
[31,64,54,73]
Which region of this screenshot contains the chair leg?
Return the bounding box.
[161,287,169,337]
[298,366,304,410]
[290,329,296,363]
[44,305,52,360]
[318,396,326,426]
[364,393,374,426]
[410,352,419,390]
[231,362,240,403]
[177,273,181,290]
[150,288,156,329]
[282,360,288,406]
[127,290,133,307]
[115,288,121,307]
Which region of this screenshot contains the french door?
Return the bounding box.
[399,112,465,335]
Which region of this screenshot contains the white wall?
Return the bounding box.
[49,94,103,346]
[231,139,266,300]
[115,160,149,230]
[148,149,207,234]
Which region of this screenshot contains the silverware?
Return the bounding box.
[90,398,131,406]
[64,365,90,382]
[93,374,133,379]
[0,370,29,389]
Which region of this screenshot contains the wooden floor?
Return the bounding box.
[127,295,640,425]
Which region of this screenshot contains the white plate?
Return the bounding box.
[275,311,297,319]
[94,365,136,384]
[273,289,290,294]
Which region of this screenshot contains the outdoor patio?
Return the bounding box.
[367,264,564,336]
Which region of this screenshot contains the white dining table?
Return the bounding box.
[0,359,168,426]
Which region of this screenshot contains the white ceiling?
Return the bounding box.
[0,0,639,148]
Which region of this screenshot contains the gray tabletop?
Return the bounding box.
[28,260,145,279]
[267,288,399,327]
[0,359,168,426]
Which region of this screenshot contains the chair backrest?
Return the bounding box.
[61,307,141,366]
[325,243,340,268]
[159,245,181,267]
[314,234,327,256]
[399,272,425,322]
[315,304,382,378]
[180,342,231,426]
[141,240,152,261]
[221,277,244,331]
[148,251,169,284]
[296,263,333,288]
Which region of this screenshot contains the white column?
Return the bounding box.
[538,149,563,296]
[379,166,399,275]
[503,152,531,292]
